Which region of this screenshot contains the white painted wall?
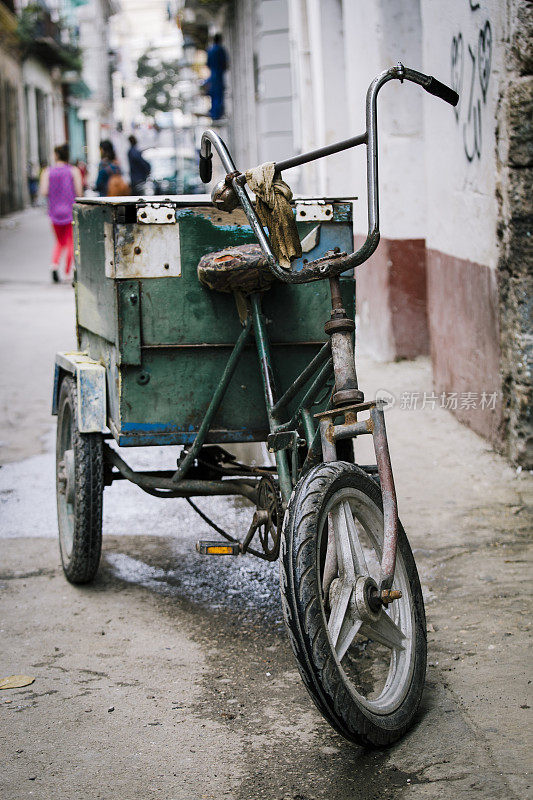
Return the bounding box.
[227,0,259,172]
[255,0,294,164]
[305,0,351,196]
[289,0,426,231]
[287,0,504,268]
[338,0,426,238]
[22,58,64,164]
[421,0,504,269]
[227,0,294,172]
[76,0,117,179]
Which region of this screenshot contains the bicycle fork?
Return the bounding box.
[318,276,399,595]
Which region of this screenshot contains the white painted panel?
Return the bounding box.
[258,99,293,134]
[257,31,291,67]
[258,0,289,31]
[259,132,294,162]
[261,65,293,99]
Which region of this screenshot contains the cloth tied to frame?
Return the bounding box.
[244,162,302,269]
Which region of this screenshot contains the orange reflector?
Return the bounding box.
[196,540,240,555]
[207,545,234,555]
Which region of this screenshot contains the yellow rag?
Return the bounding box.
[245,162,302,269]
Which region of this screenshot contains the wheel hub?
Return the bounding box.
[351,575,381,623]
[58,449,75,505]
[329,575,382,625]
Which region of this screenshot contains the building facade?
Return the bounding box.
[0,0,25,214]
[76,0,118,179]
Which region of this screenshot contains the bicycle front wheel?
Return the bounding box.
[280,461,426,746]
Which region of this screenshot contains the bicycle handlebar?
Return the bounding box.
[401,65,458,106]
[199,63,458,284]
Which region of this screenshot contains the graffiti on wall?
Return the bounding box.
[451,5,492,162]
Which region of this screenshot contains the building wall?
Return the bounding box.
[0,12,26,215]
[23,57,65,171]
[495,0,533,466]
[227,0,294,173]
[77,0,116,179]
[286,0,519,456]
[340,0,428,362]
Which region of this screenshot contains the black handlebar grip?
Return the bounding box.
[425,75,459,107]
[199,153,213,183]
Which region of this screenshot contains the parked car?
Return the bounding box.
[138,148,203,196]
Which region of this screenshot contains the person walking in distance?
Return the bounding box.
[39,144,82,283]
[127,135,150,194]
[206,33,228,121]
[96,140,130,196]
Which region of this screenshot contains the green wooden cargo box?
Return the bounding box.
[69,195,355,447]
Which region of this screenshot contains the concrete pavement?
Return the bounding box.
[0,207,531,799]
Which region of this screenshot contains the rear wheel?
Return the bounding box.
[56,375,104,584]
[280,461,426,746]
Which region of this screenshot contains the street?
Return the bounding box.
[0,207,531,800]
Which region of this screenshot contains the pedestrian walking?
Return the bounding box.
[75,159,89,194]
[127,135,151,194]
[206,33,228,121]
[95,140,130,197]
[39,144,82,283]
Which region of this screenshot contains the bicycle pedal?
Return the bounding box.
[196,540,240,556]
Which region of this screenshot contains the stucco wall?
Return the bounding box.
[341,0,426,239]
[421,0,505,269]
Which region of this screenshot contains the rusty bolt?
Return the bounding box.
[381,589,402,605]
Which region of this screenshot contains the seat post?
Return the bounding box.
[325,277,364,406]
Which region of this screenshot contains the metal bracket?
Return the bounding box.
[52,352,106,433]
[300,225,321,253]
[295,201,334,222]
[267,430,299,453]
[136,203,176,224]
[267,430,305,483]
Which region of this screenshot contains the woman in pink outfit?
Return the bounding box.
[40,144,83,283]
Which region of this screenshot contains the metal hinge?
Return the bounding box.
[137,203,176,224]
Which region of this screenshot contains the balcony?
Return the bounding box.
[16,3,81,68]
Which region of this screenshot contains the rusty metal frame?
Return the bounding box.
[317,401,399,592]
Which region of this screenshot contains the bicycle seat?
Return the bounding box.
[197,243,276,294]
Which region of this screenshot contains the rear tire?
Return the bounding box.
[280,461,426,746]
[56,375,104,584]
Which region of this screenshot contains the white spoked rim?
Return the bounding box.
[57,399,75,560]
[318,487,416,715]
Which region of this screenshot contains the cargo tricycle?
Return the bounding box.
[53,64,458,746]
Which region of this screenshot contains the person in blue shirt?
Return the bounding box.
[95,140,121,196]
[127,136,151,194]
[206,33,228,121]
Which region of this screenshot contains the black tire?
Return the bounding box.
[280,461,426,747]
[56,375,104,584]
